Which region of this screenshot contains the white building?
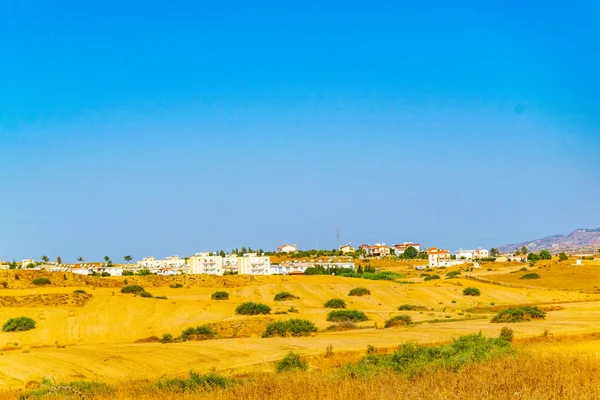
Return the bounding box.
[277,244,298,253]
[21,258,35,268]
[137,255,187,269]
[455,248,490,260]
[393,242,421,254]
[238,253,271,275]
[189,253,224,275]
[338,244,355,254]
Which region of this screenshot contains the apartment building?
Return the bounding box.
[189,252,224,275]
[455,248,490,260]
[137,255,186,269]
[238,253,271,275]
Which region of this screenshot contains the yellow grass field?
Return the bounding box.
[2,265,600,399]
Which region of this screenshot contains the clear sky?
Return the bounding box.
[1,1,599,262]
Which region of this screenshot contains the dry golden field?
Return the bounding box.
[2,263,600,399]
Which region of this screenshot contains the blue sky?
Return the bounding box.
[1,1,599,262]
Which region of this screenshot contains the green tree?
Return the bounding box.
[514,247,520,256]
[539,250,552,260]
[41,255,49,263]
[124,255,133,263]
[403,246,418,259]
[390,248,396,256]
[219,250,226,257]
[77,256,83,263]
[520,246,528,256]
[490,248,500,257]
[528,253,540,262]
[558,252,568,261]
[56,256,62,265]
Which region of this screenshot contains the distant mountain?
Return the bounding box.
[498,228,600,254]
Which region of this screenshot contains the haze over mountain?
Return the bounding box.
[498,228,600,254]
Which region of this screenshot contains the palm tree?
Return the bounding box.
[77,257,84,263]
[41,255,49,263]
[124,255,133,264]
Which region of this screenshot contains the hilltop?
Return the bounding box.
[498,228,600,254]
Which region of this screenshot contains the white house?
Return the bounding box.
[393,242,421,254]
[364,243,391,257]
[137,255,187,269]
[189,253,225,275]
[455,248,490,260]
[338,244,355,254]
[21,258,35,268]
[238,253,271,275]
[277,244,298,253]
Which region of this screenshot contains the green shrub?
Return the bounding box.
[424,275,440,281]
[139,291,153,298]
[325,322,358,331]
[2,316,36,332]
[348,332,512,377]
[385,315,413,328]
[262,319,318,338]
[211,291,229,300]
[121,285,145,294]
[397,304,426,311]
[348,287,370,296]
[499,327,514,342]
[73,289,87,294]
[157,371,231,392]
[32,277,51,285]
[559,252,568,261]
[274,291,299,301]
[276,352,308,373]
[170,283,184,288]
[160,333,174,344]
[520,273,541,280]
[235,302,271,315]
[155,295,168,300]
[327,309,368,323]
[446,271,461,278]
[181,325,216,341]
[324,298,347,309]
[491,306,546,323]
[122,270,134,276]
[463,287,481,296]
[100,272,111,277]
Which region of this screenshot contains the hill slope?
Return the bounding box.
[499,228,600,253]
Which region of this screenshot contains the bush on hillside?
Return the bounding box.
[463,287,481,296]
[491,306,546,323]
[122,270,134,276]
[385,315,413,328]
[324,298,347,309]
[348,332,512,377]
[274,291,299,301]
[262,319,318,338]
[211,291,229,300]
[397,304,427,311]
[327,310,369,323]
[325,321,358,332]
[160,333,174,344]
[170,283,183,288]
[73,289,87,294]
[157,371,232,392]
[276,352,308,373]
[348,287,370,296]
[2,316,36,332]
[424,275,440,281]
[559,252,569,261]
[520,273,541,280]
[139,291,153,298]
[446,271,461,278]
[121,285,145,294]
[499,327,514,342]
[235,302,271,315]
[181,325,216,341]
[32,278,51,285]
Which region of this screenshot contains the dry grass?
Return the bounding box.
[10,340,600,400]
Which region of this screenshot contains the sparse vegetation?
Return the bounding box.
[211,291,229,300]
[121,285,145,294]
[520,273,541,280]
[324,298,346,309]
[499,327,514,342]
[463,287,481,296]
[424,275,440,281]
[327,309,369,322]
[274,291,299,301]
[446,271,461,278]
[262,319,318,337]
[32,277,51,285]
[170,283,183,288]
[160,333,174,344]
[276,352,308,372]
[491,306,546,323]
[180,325,216,341]
[235,302,271,315]
[348,287,370,296]
[385,315,413,328]
[157,371,232,392]
[2,316,36,332]
[73,289,87,294]
[397,304,427,311]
